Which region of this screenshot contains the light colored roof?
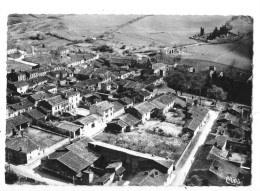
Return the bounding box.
[52,121,82,132]
[134,101,156,114]
[6,137,39,153]
[94,101,113,111]
[46,95,68,106]
[119,113,140,126]
[74,114,100,125]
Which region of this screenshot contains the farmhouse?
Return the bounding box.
[10,81,29,94]
[39,95,69,115]
[127,101,156,124]
[52,121,82,139]
[90,101,114,123]
[8,98,35,115]
[73,114,106,137]
[40,138,101,184]
[111,101,125,118]
[6,137,40,164]
[182,106,209,137]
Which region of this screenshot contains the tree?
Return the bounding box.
[207,85,228,105]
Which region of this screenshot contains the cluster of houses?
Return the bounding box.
[6,46,220,186]
[185,103,251,186]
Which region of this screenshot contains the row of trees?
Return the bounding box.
[207,25,230,40]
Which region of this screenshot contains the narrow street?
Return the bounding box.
[170,110,219,186]
[9,162,71,185]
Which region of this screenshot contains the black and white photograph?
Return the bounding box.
[1,0,259,189]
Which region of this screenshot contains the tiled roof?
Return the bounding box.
[112,101,124,113]
[29,91,52,101]
[209,158,242,179]
[215,135,228,148]
[119,113,140,126]
[7,116,31,127]
[46,95,68,106]
[207,146,228,160]
[66,141,100,164]
[58,151,91,173]
[74,114,100,125]
[119,97,133,105]
[134,101,156,114]
[6,120,16,135]
[13,81,29,88]
[52,121,82,132]
[94,101,113,111]
[94,173,114,184]
[24,109,46,120]
[6,137,39,153]
[9,98,34,111]
[139,90,151,97]
[108,119,128,128]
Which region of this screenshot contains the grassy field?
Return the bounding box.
[183,32,253,71]
[6,60,33,73]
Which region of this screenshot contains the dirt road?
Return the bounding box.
[170,110,219,186]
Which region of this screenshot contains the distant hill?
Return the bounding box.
[226,15,253,34]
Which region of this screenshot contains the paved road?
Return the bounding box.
[170,110,219,186]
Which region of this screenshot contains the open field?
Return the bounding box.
[6,60,33,73]
[7,15,253,71]
[62,14,140,37]
[183,32,253,71]
[94,120,189,161]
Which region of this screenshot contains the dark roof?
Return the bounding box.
[6,137,39,153]
[209,158,243,179]
[13,81,29,88]
[6,116,31,127]
[112,101,124,113]
[29,91,52,101]
[58,151,91,173]
[6,121,16,135]
[119,97,133,105]
[24,109,46,120]
[119,113,140,126]
[108,119,128,128]
[9,98,34,111]
[66,141,100,164]
[94,173,114,184]
[139,90,151,97]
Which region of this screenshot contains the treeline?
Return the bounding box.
[207,25,230,40]
[164,66,252,105]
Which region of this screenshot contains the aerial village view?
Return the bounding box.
[5,14,252,186]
